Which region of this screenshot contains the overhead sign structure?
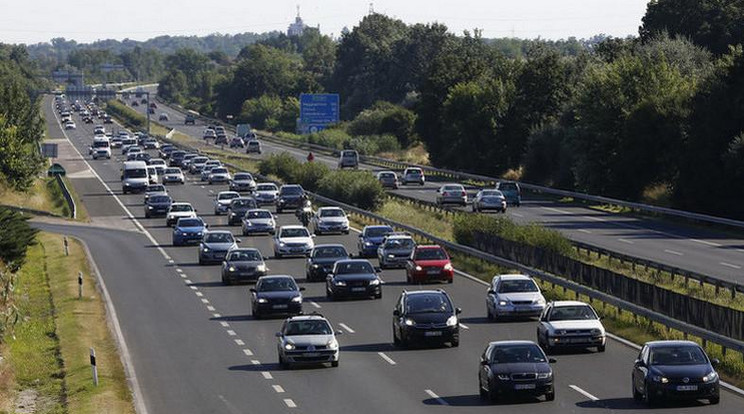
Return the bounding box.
[299,93,339,134]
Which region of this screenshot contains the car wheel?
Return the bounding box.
[451,338,459,347]
[198,257,204,265]
[331,360,339,368]
[375,292,382,299]
[543,337,553,354]
[597,344,606,352]
[275,252,282,259]
[479,376,488,399]
[643,382,656,406]
[545,387,555,401]
[486,306,494,322]
[393,330,401,346]
[632,377,642,402]
[279,353,288,369]
[222,275,230,285]
[472,205,477,212]
[448,278,453,284]
[487,380,499,403]
[709,396,720,405]
[276,208,282,214]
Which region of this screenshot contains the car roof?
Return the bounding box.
[364,225,393,230]
[246,208,272,213]
[171,202,192,206]
[404,289,449,297]
[228,248,260,253]
[205,230,233,235]
[550,301,590,307]
[318,206,343,211]
[488,340,539,347]
[314,244,346,249]
[285,314,329,322]
[335,258,372,265]
[280,225,307,230]
[645,340,702,348]
[493,274,532,281]
[256,182,277,187]
[415,245,444,250]
[218,191,240,196]
[258,275,294,281]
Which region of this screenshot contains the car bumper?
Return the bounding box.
[163,177,183,183]
[215,204,230,213]
[548,335,605,348]
[276,246,312,256]
[493,304,545,318]
[255,196,277,205]
[255,302,302,315]
[491,378,554,397]
[307,266,333,280]
[330,284,381,298]
[277,200,302,210]
[230,184,256,192]
[359,244,381,257]
[281,349,338,365]
[316,224,350,233]
[243,225,275,234]
[145,207,169,216]
[647,381,719,401]
[439,197,467,205]
[409,268,454,282]
[223,269,266,283]
[199,250,229,263]
[380,256,409,268]
[402,326,458,344]
[173,234,203,245]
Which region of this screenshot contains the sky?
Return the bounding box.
[0,0,651,45]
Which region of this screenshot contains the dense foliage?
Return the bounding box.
[0,208,38,271]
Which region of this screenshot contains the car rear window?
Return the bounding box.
[364,226,393,237]
[204,233,234,243]
[178,219,202,227]
[335,261,374,274]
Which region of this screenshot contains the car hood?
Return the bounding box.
[256,191,277,196]
[407,312,451,325]
[334,273,378,282]
[546,320,603,331]
[284,335,332,347]
[498,292,543,302]
[650,364,711,378]
[169,211,195,217]
[217,199,235,205]
[364,236,386,244]
[490,362,551,375]
[382,248,413,255]
[245,218,273,225]
[413,259,450,267]
[233,179,255,184]
[201,242,236,251]
[279,236,313,244]
[256,291,300,300]
[279,195,302,200]
[175,226,205,233]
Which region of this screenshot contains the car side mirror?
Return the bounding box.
[249,288,257,293]
[548,358,557,364]
[311,234,316,238]
[358,234,363,238]
[487,288,495,295]
[205,224,209,228]
[393,310,400,317]
[194,209,198,212]
[634,359,645,367]
[299,287,306,291]
[374,267,381,273]
[275,332,282,338]
[480,359,489,366]
[711,358,720,367]
[455,307,462,315]
[236,239,242,243]
[335,331,343,336]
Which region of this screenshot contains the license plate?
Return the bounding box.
[677,385,698,391]
[351,287,366,292]
[514,384,536,390]
[290,248,303,253]
[424,331,442,337]
[427,269,440,275]
[302,352,320,357]
[272,304,288,309]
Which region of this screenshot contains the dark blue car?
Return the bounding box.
[172,217,207,246]
[357,225,394,257]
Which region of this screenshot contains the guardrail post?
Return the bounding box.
[715,282,720,295]
[63,237,69,256]
[702,338,707,348]
[731,287,736,300]
[722,346,727,357]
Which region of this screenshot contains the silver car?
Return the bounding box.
[276,314,341,368]
[213,191,241,215]
[162,167,185,185]
[229,172,257,192]
[241,209,276,235]
[377,171,399,189]
[273,225,315,258]
[208,167,231,184]
[198,230,240,265]
[311,207,350,235]
[377,234,416,269]
[472,189,507,213]
[254,183,279,205]
[536,301,606,353]
[486,274,546,320]
[436,184,467,206]
[402,167,425,186]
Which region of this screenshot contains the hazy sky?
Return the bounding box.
[1,0,651,45]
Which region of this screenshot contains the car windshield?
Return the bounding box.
[384,238,414,249]
[170,204,193,212]
[147,185,165,192]
[204,233,234,243]
[491,344,546,364]
[257,184,277,192]
[245,210,272,219]
[442,185,462,192]
[232,199,256,208]
[125,168,147,178]
[320,209,345,217]
[650,346,708,366]
[193,157,208,164]
[415,248,447,260]
[257,278,297,292]
[406,169,422,176]
[482,190,503,197]
[281,228,310,238]
[281,186,303,195]
[150,196,170,203]
[548,306,598,321]
[165,168,181,174]
[313,247,348,258]
[212,168,228,174]
[498,279,538,293]
[285,320,332,336]
[365,227,393,238]
[336,262,374,274]
[234,173,253,180]
[178,219,203,228]
[150,160,165,166]
[406,294,452,314]
[227,250,261,262]
[219,193,240,201]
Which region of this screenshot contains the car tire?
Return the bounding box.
[597,344,606,352]
[451,338,459,347]
[487,380,499,403]
[479,376,488,399]
[632,378,642,402]
[279,354,288,369]
[375,292,382,299]
[393,330,400,347]
[545,388,555,401]
[275,252,282,259]
[331,360,339,368]
[448,278,453,284]
[198,257,204,265]
[222,275,230,286]
[486,306,494,322]
[709,396,720,405]
[643,382,656,406]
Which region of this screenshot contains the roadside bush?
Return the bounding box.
[307,129,351,149]
[258,153,301,182]
[295,161,330,192]
[317,170,385,211]
[0,207,38,270]
[348,134,401,155]
[106,100,144,128]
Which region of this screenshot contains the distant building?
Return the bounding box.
[288,6,307,37]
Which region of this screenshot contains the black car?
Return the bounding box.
[478,340,556,402]
[306,244,350,282]
[326,259,382,300]
[392,289,460,348]
[169,150,186,167]
[221,248,267,285]
[632,340,720,405]
[276,184,305,213]
[227,197,259,225]
[184,115,196,125]
[251,275,305,319]
[144,194,172,218]
[159,145,175,159]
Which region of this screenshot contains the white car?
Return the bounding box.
[536,301,606,353]
[90,137,111,159]
[276,314,340,368]
[273,225,315,258]
[213,191,241,215]
[148,158,167,175]
[229,172,257,192]
[147,166,159,184]
[241,209,276,235]
[486,274,546,321]
[254,182,279,205]
[311,207,350,235]
[208,167,231,185]
[166,202,197,226]
[162,167,185,185]
[64,120,76,130]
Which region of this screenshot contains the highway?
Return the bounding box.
[138,93,744,285]
[43,96,744,413]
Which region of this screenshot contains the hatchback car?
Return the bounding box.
[227,197,259,225]
[276,314,340,368]
[496,181,521,207]
[229,137,244,148]
[198,231,239,265]
[436,184,468,206]
[392,289,460,348]
[166,202,197,226]
[306,244,350,282]
[406,245,454,284]
[162,168,185,185]
[486,274,547,320]
[402,167,425,186]
[338,150,359,169]
[273,226,315,258]
[251,275,304,318]
[357,225,394,257]
[632,340,720,405]
[326,259,382,300]
[172,217,207,246]
[188,156,209,174]
[478,340,556,402]
[378,234,416,269]
[254,183,279,205]
[143,139,160,150]
[208,167,231,185]
[158,113,169,121]
[537,301,606,353]
[221,248,267,285]
[472,189,507,213]
[246,140,262,154]
[213,191,241,215]
[143,184,167,203]
[311,207,350,235]
[229,172,257,192]
[276,185,305,213]
[184,115,195,125]
[203,129,216,140]
[377,171,399,189]
[144,194,172,218]
[147,158,167,175]
[241,209,276,236]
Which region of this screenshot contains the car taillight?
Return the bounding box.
[461,192,466,196]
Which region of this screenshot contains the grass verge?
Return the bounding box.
[0,177,88,221]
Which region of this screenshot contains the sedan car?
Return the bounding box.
[254,183,279,205]
[376,171,399,189]
[405,245,454,284]
[147,158,167,176]
[486,274,547,321]
[436,184,468,206]
[537,301,606,353]
[166,202,197,226]
[478,341,556,402]
[392,289,460,348]
[200,165,217,181]
[203,129,216,140]
[402,167,425,186]
[311,207,350,235]
[632,341,720,405]
[377,234,416,269]
[241,209,276,236]
[326,259,382,300]
[144,194,172,218]
[227,197,259,225]
[306,244,350,282]
[273,226,315,258]
[143,184,167,203]
[162,167,185,185]
[221,248,267,285]
[229,172,257,192]
[251,275,304,318]
[213,191,241,215]
[357,225,394,258]
[276,314,341,368]
[172,217,207,246]
[276,184,305,213]
[198,230,239,265]
[208,167,231,185]
[64,120,76,130]
[472,189,507,213]
[188,156,209,174]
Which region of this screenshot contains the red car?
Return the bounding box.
[405,245,454,284]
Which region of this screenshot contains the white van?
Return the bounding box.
[90,136,111,160]
[121,161,149,194]
[338,150,359,169]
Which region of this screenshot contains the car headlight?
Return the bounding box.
[404,318,416,326]
[334,280,347,286]
[537,372,552,379]
[245,221,253,226]
[497,374,510,381]
[446,315,458,327]
[498,300,508,306]
[443,263,453,271]
[652,375,669,384]
[291,296,302,303]
[369,279,381,286]
[279,242,286,247]
[202,247,209,252]
[256,264,267,272]
[415,265,422,271]
[326,339,338,349]
[536,297,546,305]
[387,254,395,258]
[257,298,268,303]
[703,371,718,383]
[228,266,236,272]
[148,206,154,209]
[311,264,320,269]
[284,342,295,350]
[364,241,373,246]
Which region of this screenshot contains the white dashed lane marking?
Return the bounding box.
[261,372,272,379]
[570,385,599,401]
[308,301,321,309]
[720,262,742,269]
[243,349,254,356]
[235,339,245,346]
[220,322,229,327]
[425,389,449,406]
[284,399,297,408]
[618,238,634,244]
[664,249,683,256]
[227,330,237,336]
[378,352,396,365]
[578,229,592,234]
[272,385,285,393]
[459,323,469,330]
[339,323,355,333]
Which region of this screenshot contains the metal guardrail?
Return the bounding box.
[55,174,76,219]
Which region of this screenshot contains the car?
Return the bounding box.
[306,244,350,282]
[246,140,262,154]
[90,137,111,159]
[158,113,169,121]
[146,166,158,184]
[536,301,606,353]
[221,248,267,285]
[121,140,137,154]
[125,146,142,157]
[215,125,226,135]
[110,137,123,148]
[227,197,258,225]
[184,115,196,125]
[478,340,556,402]
[203,129,216,140]
[188,156,209,174]
[472,189,507,213]
[172,217,207,246]
[83,116,94,124]
[213,191,241,215]
[143,139,160,150]
[632,340,720,405]
[251,275,304,319]
[200,165,217,181]
[311,207,350,235]
[162,167,185,185]
[143,184,167,203]
[132,153,152,163]
[276,184,305,213]
[338,150,359,169]
[273,225,315,258]
[405,245,454,284]
[229,172,257,192]
[377,171,399,189]
[326,259,382,300]
[121,160,149,194]
[276,314,341,368]
[357,225,394,257]
[208,167,231,185]
[486,274,547,321]
[148,107,155,114]
[140,98,148,104]
[198,230,239,265]
[214,132,228,145]
[93,125,105,135]
[103,115,113,124]
[392,289,460,348]
[496,181,521,207]
[169,151,186,167]
[149,102,157,108]
[229,137,244,148]
[159,144,174,159]
[377,233,416,269]
[131,101,139,107]
[147,158,167,175]
[166,202,197,226]
[254,183,279,205]
[64,120,76,130]
[402,167,425,186]
[144,194,172,218]
[241,209,276,236]
[436,184,468,206]
[180,154,199,170]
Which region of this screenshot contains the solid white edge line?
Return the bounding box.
[378,352,396,365]
[569,385,599,401]
[424,389,449,406]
